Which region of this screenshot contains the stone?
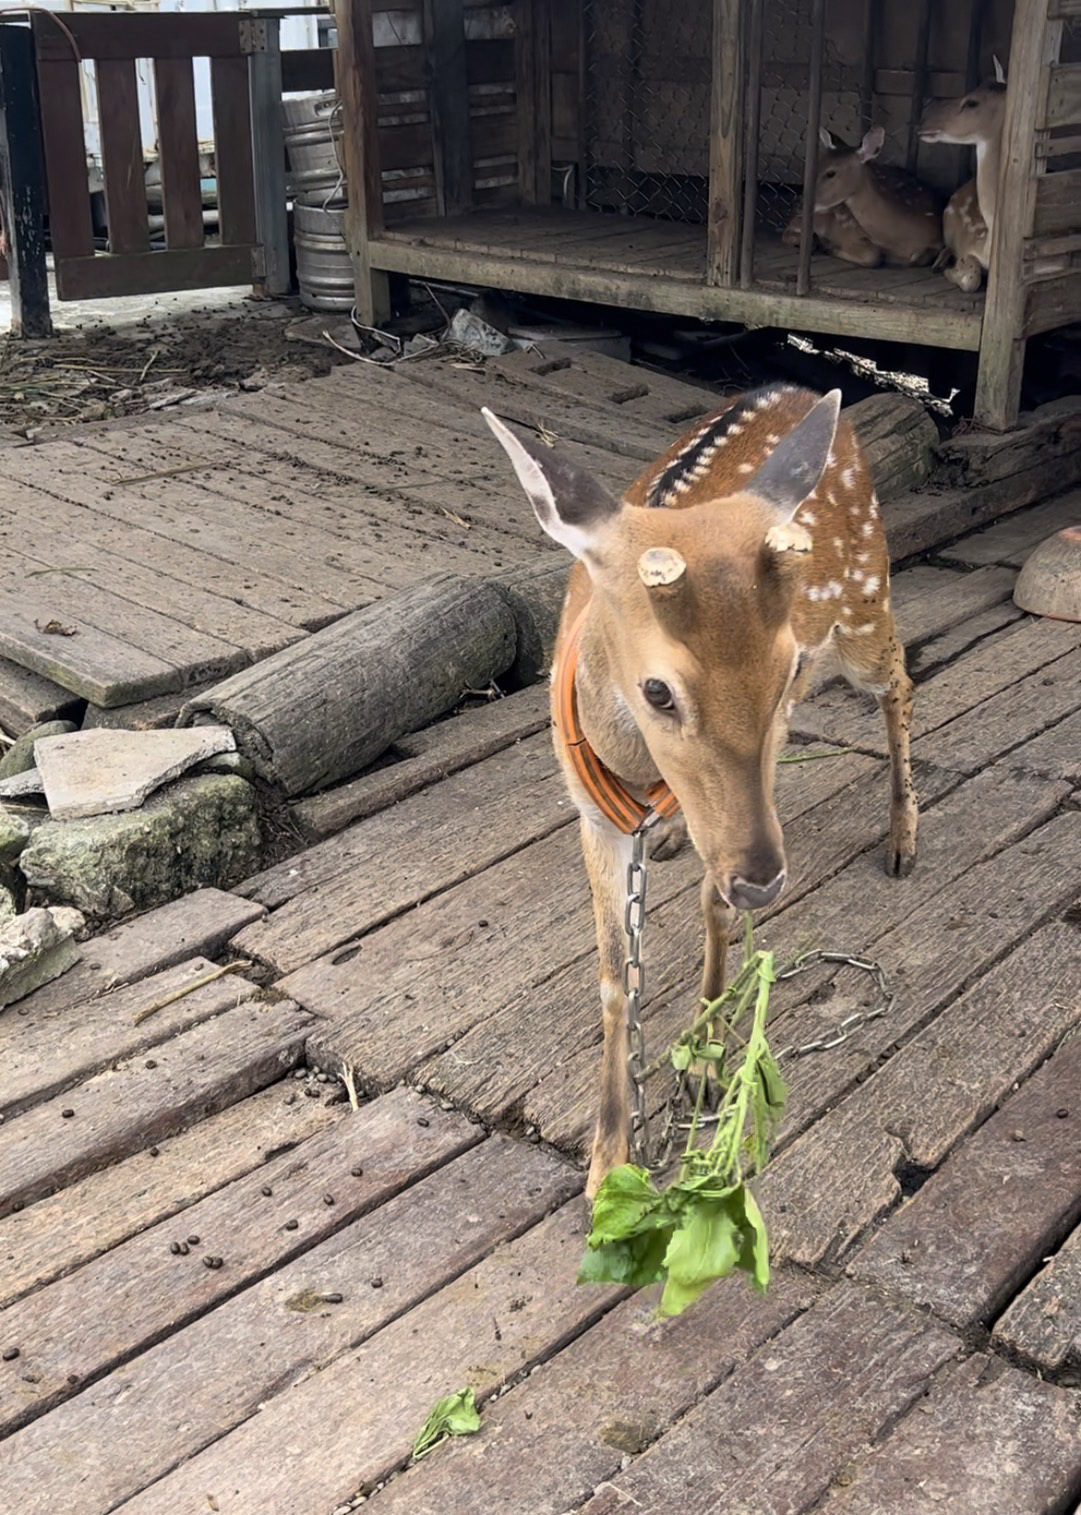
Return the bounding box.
[0,905,84,1009]
[0,721,77,782]
[194,751,257,782]
[0,770,45,801]
[0,809,30,864]
[19,775,261,923]
[34,726,237,821]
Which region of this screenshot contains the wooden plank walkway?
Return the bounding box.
[0,356,1079,1513]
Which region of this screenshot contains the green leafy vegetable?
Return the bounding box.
[411,1388,482,1461]
[579,917,786,1319]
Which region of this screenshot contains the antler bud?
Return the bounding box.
[638,547,687,587]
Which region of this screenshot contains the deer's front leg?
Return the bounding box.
[580,816,635,1200]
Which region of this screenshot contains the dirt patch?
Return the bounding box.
[0,297,351,439]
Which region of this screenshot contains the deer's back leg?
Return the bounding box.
[835,610,918,877]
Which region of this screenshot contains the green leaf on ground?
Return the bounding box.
[412,1388,482,1461]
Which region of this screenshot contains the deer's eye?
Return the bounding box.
[823,168,836,178]
[963,98,978,108]
[642,679,675,711]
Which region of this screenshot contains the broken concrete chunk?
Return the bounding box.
[0,808,31,864]
[34,726,237,821]
[20,775,260,923]
[0,720,77,781]
[0,769,45,801]
[0,904,84,1009]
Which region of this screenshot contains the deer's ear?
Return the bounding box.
[858,125,885,161]
[993,53,1006,85]
[482,408,621,559]
[747,389,841,521]
[818,125,835,150]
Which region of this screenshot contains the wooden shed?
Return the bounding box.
[336,0,1081,428]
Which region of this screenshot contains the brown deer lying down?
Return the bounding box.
[810,126,943,267]
[484,386,918,1197]
[920,60,1008,293]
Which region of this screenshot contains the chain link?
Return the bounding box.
[621,837,894,1175]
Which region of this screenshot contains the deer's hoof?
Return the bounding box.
[647,814,688,861]
[885,846,916,879]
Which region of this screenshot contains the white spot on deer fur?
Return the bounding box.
[832,536,844,551]
[841,466,856,490]
[861,520,875,538]
[738,462,755,474]
[852,569,864,583]
[856,551,870,564]
[766,432,781,445]
[756,392,778,410]
[827,580,843,598]
[862,575,881,596]
[842,604,853,617]
[726,423,744,437]
[827,449,837,468]
[798,510,817,526]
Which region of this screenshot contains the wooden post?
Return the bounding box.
[516,0,552,205]
[334,0,390,324]
[906,0,932,172]
[0,24,51,337]
[739,0,763,289]
[797,0,825,298]
[975,0,1057,429]
[425,0,473,216]
[246,17,290,296]
[860,0,879,136]
[707,0,743,287]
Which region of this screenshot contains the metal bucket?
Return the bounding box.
[282,92,345,197]
[293,196,354,311]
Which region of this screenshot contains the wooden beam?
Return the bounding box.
[906,0,932,172]
[739,0,764,289]
[334,0,391,324]
[975,0,1059,429]
[425,0,472,215]
[247,18,291,296]
[0,24,51,337]
[54,244,253,301]
[707,0,743,287]
[516,0,552,205]
[797,0,825,298]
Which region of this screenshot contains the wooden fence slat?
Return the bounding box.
[1044,62,1081,127]
[31,37,94,259]
[1034,168,1081,235]
[96,57,150,254]
[426,0,473,214]
[210,55,257,247]
[153,57,204,250]
[55,244,253,301]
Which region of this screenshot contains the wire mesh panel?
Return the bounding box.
[581,0,712,222]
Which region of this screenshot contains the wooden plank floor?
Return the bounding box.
[1,355,1079,1513]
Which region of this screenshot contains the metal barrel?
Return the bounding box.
[282,91,345,196]
[293,196,354,311]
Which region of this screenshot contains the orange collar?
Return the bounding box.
[553,605,681,834]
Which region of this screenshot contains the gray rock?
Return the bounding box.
[35,726,237,821]
[0,904,84,1009]
[20,775,261,923]
[0,721,77,781]
[194,750,257,781]
[0,769,45,801]
[0,808,31,864]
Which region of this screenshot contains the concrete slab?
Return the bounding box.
[34,728,236,821]
[0,905,83,1009]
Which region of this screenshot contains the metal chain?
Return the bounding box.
[621,837,894,1175]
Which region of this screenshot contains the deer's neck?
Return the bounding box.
[575,615,659,790]
[846,177,909,247]
[975,137,1001,234]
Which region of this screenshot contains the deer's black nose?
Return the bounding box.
[728,871,786,913]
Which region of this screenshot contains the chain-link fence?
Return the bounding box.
[581,0,711,223]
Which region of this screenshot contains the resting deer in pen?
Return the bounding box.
[484,385,919,1197]
[919,60,1008,293]
[807,126,943,266]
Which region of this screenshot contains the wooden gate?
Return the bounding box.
[30,10,286,301]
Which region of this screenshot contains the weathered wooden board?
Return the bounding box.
[792,614,1079,755]
[1,957,262,1120]
[578,1284,958,1515]
[0,657,83,736]
[1,1134,578,1515]
[288,682,552,838]
[915,647,1081,775]
[993,1223,1081,1378]
[939,489,1081,568]
[849,1033,1081,1326]
[0,1086,341,1311]
[0,478,303,662]
[235,734,572,972]
[2,451,342,629]
[817,1354,1081,1515]
[0,998,315,1218]
[1009,707,1081,784]
[906,601,1025,684]
[758,921,1081,1268]
[525,760,1064,1154]
[0,1088,477,1437]
[888,563,1014,649]
[1,887,264,1022]
[368,1267,820,1515]
[112,1203,621,1515]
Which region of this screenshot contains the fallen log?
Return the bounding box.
[845,391,939,501]
[492,562,570,687]
[180,575,517,797]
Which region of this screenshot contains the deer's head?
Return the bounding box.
[483,391,842,912]
[919,58,1007,146]
[813,126,885,211]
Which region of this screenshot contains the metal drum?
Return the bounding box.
[282,92,345,197]
[293,196,354,311]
